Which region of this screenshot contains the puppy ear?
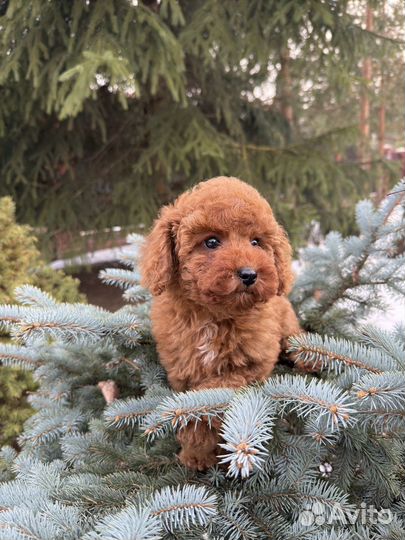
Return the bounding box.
[139,205,180,296]
[272,226,294,295]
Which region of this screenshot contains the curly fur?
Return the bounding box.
[140,176,301,470]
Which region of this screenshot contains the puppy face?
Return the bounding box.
[140,177,293,311]
[176,201,280,309]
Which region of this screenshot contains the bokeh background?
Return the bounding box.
[1,1,404,257]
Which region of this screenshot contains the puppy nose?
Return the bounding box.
[237,267,257,286]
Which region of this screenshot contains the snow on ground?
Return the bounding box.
[50,247,123,270]
[366,294,405,329]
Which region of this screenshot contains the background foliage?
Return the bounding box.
[0,0,403,253]
[0,196,85,447]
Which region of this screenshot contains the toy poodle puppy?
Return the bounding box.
[140,176,301,470]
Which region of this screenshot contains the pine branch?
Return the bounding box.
[264,375,357,432]
[0,343,42,370]
[142,388,235,439]
[0,305,25,331]
[123,285,151,304]
[86,505,161,540]
[353,372,405,412]
[118,233,143,268]
[252,477,350,518]
[104,390,172,430]
[106,310,142,347]
[214,491,261,540]
[0,507,60,540]
[99,268,141,290]
[357,408,405,433]
[20,407,85,446]
[10,306,106,346]
[219,390,276,478]
[90,485,216,539]
[288,333,397,375]
[14,285,58,308]
[292,179,405,332]
[149,485,217,531]
[359,325,405,369]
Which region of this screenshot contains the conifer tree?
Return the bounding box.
[0,182,404,539]
[1,0,402,248]
[0,197,85,306]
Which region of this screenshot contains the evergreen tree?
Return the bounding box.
[0,361,37,449]
[0,196,84,447]
[0,197,85,306]
[1,1,402,249]
[0,182,404,538]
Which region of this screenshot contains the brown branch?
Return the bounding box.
[98,380,120,405]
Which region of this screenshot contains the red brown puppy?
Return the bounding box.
[140,176,301,470]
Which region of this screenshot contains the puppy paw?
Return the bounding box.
[178,449,218,471]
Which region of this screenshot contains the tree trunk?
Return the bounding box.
[359,4,373,169]
[377,72,388,200]
[377,2,388,201]
[277,45,294,127]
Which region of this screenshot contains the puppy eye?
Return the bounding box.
[205,237,221,249]
[251,238,260,247]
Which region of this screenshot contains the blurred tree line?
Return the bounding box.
[0,0,404,251]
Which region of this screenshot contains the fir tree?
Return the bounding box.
[0,182,404,538]
[1,1,402,248]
